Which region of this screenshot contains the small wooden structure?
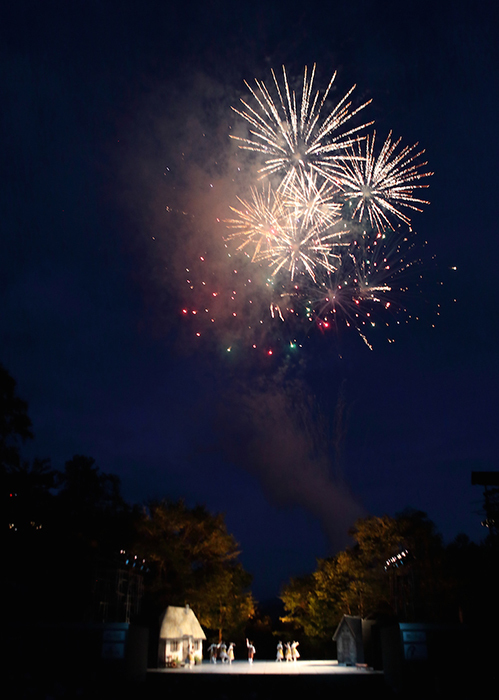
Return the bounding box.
[158,605,206,666]
[334,615,365,666]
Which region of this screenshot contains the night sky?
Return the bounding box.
[2,0,499,600]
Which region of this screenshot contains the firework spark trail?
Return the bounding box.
[226,184,285,261]
[226,181,350,283]
[182,65,433,353]
[231,64,373,190]
[252,206,346,282]
[339,131,433,232]
[299,227,424,345]
[282,170,343,231]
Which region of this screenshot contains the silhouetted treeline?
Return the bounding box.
[2,362,498,645]
[3,452,136,623]
[279,509,499,642]
[1,364,254,640]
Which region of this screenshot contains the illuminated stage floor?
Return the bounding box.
[146,660,390,699]
[149,659,382,675]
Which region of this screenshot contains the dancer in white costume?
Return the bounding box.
[219,642,229,663]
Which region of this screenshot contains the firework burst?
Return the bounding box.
[226,181,348,284]
[282,170,343,231]
[225,184,285,261]
[252,207,345,282]
[231,64,373,190]
[298,226,426,348]
[182,65,433,353]
[339,131,433,232]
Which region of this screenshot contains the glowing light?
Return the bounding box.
[182,65,433,353]
[231,64,373,190]
[339,131,433,232]
[226,184,285,261]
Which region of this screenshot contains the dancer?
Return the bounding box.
[219,642,229,663]
[246,638,256,663]
[285,642,292,662]
[228,643,235,664]
[208,643,218,663]
[291,641,300,662]
[276,641,284,662]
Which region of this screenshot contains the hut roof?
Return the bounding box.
[159,605,207,640]
[333,614,362,641]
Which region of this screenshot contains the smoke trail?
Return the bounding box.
[215,373,364,551]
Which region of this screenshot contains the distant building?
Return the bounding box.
[334,615,365,666]
[333,614,382,668]
[158,605,206,665]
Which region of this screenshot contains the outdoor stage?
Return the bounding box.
[146,660,392,699]
[149,659,381,675]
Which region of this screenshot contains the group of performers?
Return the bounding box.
[207,641,236,664]
[206,639,300,664]
[276,640,300,662]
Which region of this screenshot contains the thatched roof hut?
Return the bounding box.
[158,605,206,665]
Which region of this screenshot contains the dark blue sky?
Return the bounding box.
[2,0,498,600]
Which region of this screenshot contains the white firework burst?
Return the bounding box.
[282,170,343,232]
[340,131,433,232]
[253,207,346,283]
[185,65,435,352]
[225,184,285,261]
[231,64,373,190]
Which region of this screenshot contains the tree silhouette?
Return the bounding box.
[0,363,33,471]
[281,510,448,639]
[135,499,255,640]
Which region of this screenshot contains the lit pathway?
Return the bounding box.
[150,660,381,675]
